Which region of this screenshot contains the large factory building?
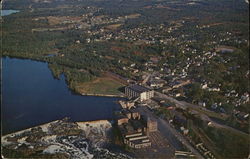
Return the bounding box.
[125,84,154,101]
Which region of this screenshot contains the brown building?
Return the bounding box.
[117,117,129,126]
[130,108,140,120]
[122,109,132,119]
[122,108,141,120]
[124,133,151,149]
[116,109,152,149]
[147,118,158,133]
[119,100,135,109]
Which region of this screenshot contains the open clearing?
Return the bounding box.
[75,76,125,96]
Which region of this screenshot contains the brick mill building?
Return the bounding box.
[125,84,154,101]
[116,107,158,149]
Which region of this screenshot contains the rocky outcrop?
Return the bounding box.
[1,119,131,159]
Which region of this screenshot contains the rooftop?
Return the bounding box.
[131,137,151,145]
[131,120,145,130]
[129,108,139,113]
[127,84,151,93]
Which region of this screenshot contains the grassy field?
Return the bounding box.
[190,122,250,159]
[207,127,249,159]
[75,76,125,96]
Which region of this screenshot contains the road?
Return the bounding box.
[136,106,205,159]
[142,72,156,85]
[155,91,249,137]
[142,73,151,85]
[155,92,216,116]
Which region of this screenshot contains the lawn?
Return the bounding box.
[75,76,125,96]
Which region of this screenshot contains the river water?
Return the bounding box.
[1,10,19,16]
[2,57,122,134]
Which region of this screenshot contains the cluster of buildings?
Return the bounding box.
[40,2,248,121]
[116,103,157,149]
[116,84,157,149]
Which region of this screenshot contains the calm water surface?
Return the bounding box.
[2,57,122,134]
[1,10,20,16]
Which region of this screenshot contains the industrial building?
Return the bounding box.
[116,106,158,149]
[147,118,158,133]
[123,132,151,149]
[119,100,135,109]
[125,84,154,101]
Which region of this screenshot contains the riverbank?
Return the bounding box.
[2,119,112,137]
[2,57,123,135]
[2,119,60,137]
[81,93,125,98]
[2,56,126,98]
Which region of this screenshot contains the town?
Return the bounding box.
[5,0,248,129]
[1,0,249,158]
[112,83,227,158]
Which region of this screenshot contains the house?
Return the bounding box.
[236,112,249,121]
[173,112,187,126]
[148,80,165,88]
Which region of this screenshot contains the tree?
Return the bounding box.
[189,83,204,103]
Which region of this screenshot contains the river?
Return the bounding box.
[1,10,19,16]
[2,57,122,134]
